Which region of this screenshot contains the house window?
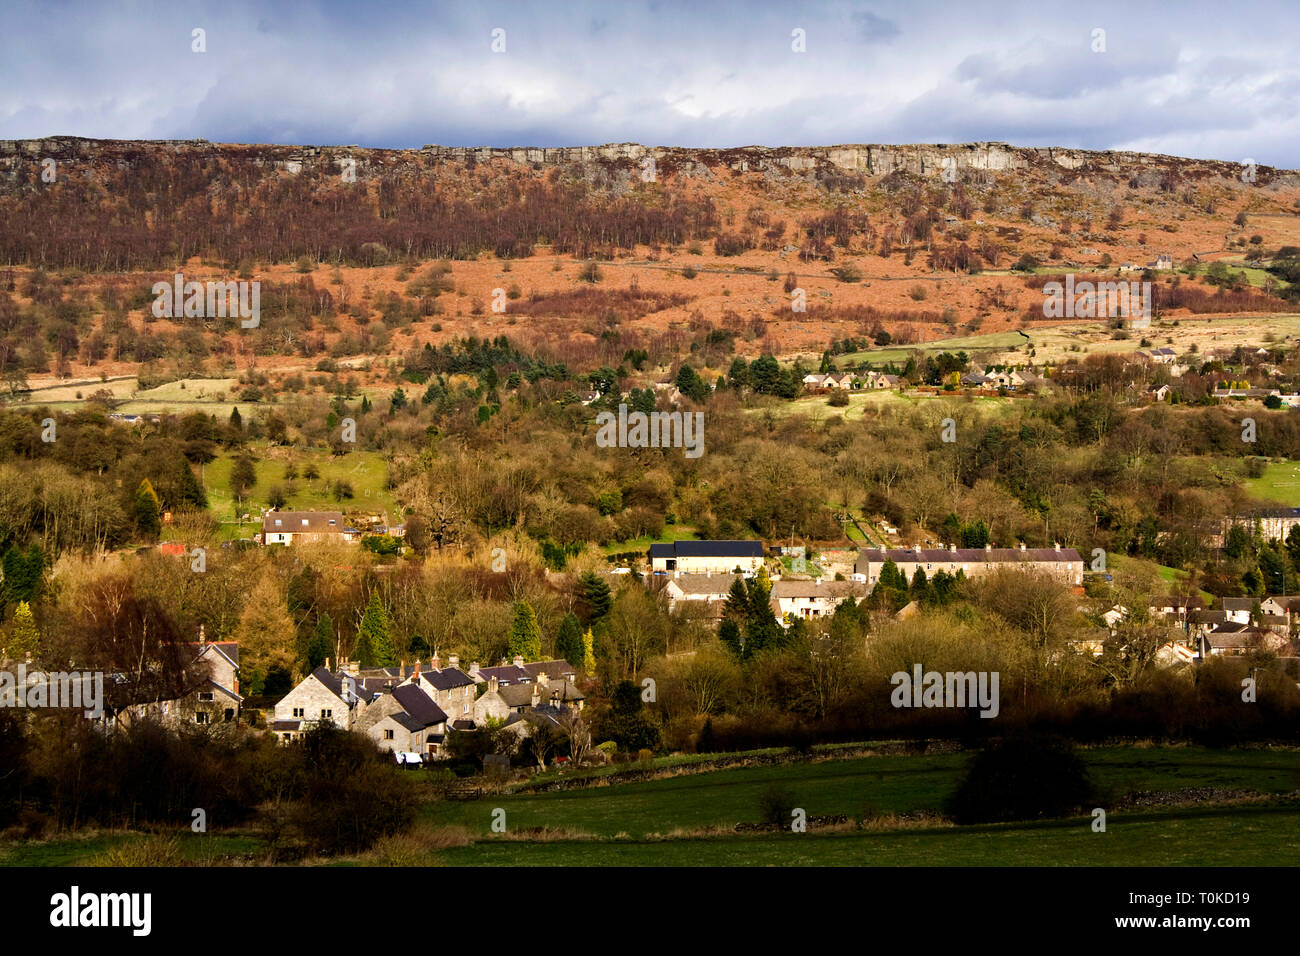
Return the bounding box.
[301,519,309,527]
[199,691,214,702]
[321,708,332,719]
[224,708,234,722]
[384,729,394,740]
[195,712,209,725]
[293,707,304,718]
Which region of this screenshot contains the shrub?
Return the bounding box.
[757,782,800,826]
[945,736,1095,824]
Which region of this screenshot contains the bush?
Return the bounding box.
[827,390,850,407]
[757,782,800,826]
[945,736,1095,824]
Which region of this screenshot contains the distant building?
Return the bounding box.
[770,578,869,621]
[855,543,1084,586]
[261,510,360,546]
[648,540,765,575]
[662,573,737,616]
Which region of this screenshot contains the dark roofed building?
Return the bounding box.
[649,539,765,574]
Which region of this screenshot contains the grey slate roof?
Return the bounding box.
[262,511,346,534]
[392,683,449,728]
[649,540,765,559]
[856,546,1082,565]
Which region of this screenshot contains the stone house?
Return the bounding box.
[271,664,367,741]
[357,682,450,758]
[855,543,1084,586]
[769,578,869,621]
[113,628,243,730]
[662,573,737,616]
[260,510,359,546]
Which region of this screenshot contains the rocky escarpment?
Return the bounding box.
[0,136,1293,187]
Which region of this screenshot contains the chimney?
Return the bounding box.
[1020,542,1026,551]
[488,675,499,694]
[470,661,481,678]
[430,655,441,672]
[513,655,524,668]
[949,543,956,553]
[448,655,459,669]
[325,657,331,672]
[530,684,541,708]
[536,670,548,688]
[198,623,206,646]
[413,659,421,679]
[346,659,359,677]
[985,543,992,553]
[1053,542,1060,552]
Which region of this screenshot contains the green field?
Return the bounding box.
[750,389,1020,422]
[1244,460,1300,508]
[183,446,397,536]
[6,745,1298,866]
[602,525,700,555]
[834,315,1300,371]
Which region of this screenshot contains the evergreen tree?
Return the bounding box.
[554,612,584,668]
[719,618,744,659]
[229,407,243,430]
[134,478,161,538]
[1,544,44,606]
[6,600,40,660]
[355,591,396,667]
[508,601,543,661]
[578,571,612,621]
[307,612,334,671]
[175,458,208,509]
[723,576,749,621]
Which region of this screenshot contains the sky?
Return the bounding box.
[2,0,1299,166]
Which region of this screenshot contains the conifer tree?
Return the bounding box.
[507,600,542,661]
[355,591,396,667]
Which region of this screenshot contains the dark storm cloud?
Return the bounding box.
[0,0,1297,166]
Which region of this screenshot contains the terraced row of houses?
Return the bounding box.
[270,655,584,760]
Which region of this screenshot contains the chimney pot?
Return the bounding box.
[985,543,992,552]
[513,655,524,668]
[430,655,441,671]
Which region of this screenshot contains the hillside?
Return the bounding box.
[0,137,1298,397]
